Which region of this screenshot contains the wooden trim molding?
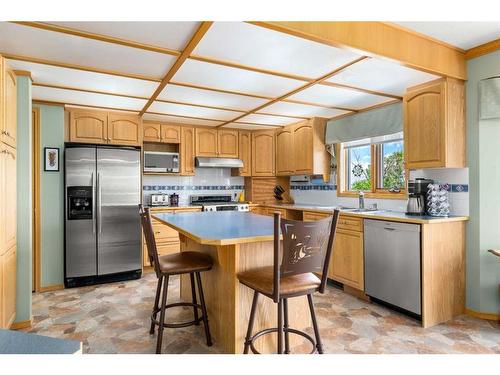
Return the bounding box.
[11,319,32,330]
[465,308,500,321]
[251,21,466,80]
[33,99,139,114]
[13,70,32,80]
[39,284,65,293]
[465,39,500,60]
[140,22,213,115]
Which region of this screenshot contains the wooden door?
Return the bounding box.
[218,129,239,158]
[330,229,364,290]
[143,122,162,142]
[181,127,195,175]
[69,110,108,144]
[1,145,16,252]
[107,114,141,146]
[251,130,275,176]
[195,128,218,157]
[2,64,17,148]
[293,122,313,174]
[2,245,16,328]
[404,80,445,169]
[161,124,181,143]
[276,127,294,175]
[235,131,251,176]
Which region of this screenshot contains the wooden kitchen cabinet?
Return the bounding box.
[1,143,16,253]
[161,124,181,143]
[251,130,275,176]
[181,126,195,175]
[107,113,142,146]
[143,122,162,142]
[143,122,181,144]
[276,127,294,175]
[1,245,16,328]
[404,77,465,169]
[217,129,239,158]
[195,128,218,157]
[1,62,17,148]
[232,131,251,176]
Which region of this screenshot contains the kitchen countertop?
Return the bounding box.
[146,205,202,211]
[255,203,469,224]
[153,211,276,245]
[0,329,82,354]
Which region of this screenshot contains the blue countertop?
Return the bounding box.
[153,211,276,245]
[0,329,82,354]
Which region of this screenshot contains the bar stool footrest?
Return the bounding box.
[151,302,205,329]
[248,327,316,354]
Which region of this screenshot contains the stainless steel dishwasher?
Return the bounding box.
[364,219,421,315]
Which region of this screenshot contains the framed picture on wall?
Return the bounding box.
[44,147,60,172]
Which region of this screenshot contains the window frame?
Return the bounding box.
[336,139,407,200]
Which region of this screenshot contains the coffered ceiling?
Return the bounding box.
[0,21,443,129]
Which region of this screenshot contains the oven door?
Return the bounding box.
[144,151,179,173]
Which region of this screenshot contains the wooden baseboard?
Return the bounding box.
[39,284,64,292]
[11,319,32,330]
[342,284,370,302]
[465,308,500,322]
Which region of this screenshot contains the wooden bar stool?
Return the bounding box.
[139,205,213,354]
[238,210,339,354]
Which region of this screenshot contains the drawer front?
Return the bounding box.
[303,211,330,221]
[264,207,287,218]
[152,219,179,242]
[337,216,363,232]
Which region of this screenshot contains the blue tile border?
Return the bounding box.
[290,184,336,191]
[451,184,468,193]
[143,185,244,191]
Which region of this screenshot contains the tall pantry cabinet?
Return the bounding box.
[0,55,17,329]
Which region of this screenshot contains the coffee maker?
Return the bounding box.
[406,178,433,215]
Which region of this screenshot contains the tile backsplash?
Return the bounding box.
[143,168,244,205]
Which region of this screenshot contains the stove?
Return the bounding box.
[190,194,249,212]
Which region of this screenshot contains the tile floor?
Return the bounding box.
[23,271,499,354]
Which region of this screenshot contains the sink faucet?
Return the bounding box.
[358,191,365,209]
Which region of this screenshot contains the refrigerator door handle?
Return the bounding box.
[98,172,102,234]
[91,172,96,234]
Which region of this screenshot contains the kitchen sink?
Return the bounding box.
[340,208,385,213]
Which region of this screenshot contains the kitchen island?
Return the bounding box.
[152,211,311,354]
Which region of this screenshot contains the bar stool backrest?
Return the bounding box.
[272,210,339,302]
[139,204,161,277]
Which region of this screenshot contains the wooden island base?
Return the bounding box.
[179,235,311,354]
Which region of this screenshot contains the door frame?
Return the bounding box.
[32,107,41,292]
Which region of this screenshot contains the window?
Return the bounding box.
[338,132,406,198]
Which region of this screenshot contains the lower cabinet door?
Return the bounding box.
[2,245,16,328]
[330,229,364,291]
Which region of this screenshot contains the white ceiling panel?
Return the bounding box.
[32,85,147,111]
[7,59,159,98]
[49,22,200,51]
[143,113,222,127]
[326,58,439,96]
[172,59,304,97]
[393,22,500,50]
[225,123,277,130]
[261,101,351,119]
[237,113,298,126]
[288,85,392,110]
[158,84,269,111]
[0,22,175,78]
[149,101,241,121]
[193,22,362,79]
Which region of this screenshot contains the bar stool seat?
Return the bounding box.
[238,266,321,298]
[157,252,212,275]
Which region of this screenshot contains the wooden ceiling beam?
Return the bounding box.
[465,38,500,60]
[320,81,402,100]
[139,22,213,116]
[251,21,466,80]
[327,98,401,121]
[145,111,284,127]
[216,56,369,128]
[32,99,140,113]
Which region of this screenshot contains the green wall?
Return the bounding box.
[33,104,65,287]
[466,50,500,314]
[15,76,32,323]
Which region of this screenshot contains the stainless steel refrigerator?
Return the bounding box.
[64,144,142,287]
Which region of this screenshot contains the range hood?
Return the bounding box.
[195,157,243,168]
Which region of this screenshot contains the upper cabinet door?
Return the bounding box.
[181,127,195,176]
[161,124,181,144]
[235,131,251,176]
[2,63,17,148]
[143,122,162,143]
[276,127,294,175]
[70,110,108,144]
[293,122,313,174]
[195,128,218,157]
[252,130,275,176]
[107,114,142,146]
[218,129,239,158]
[1,144,16,253]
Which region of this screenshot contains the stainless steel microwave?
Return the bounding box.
[143,151,179,173]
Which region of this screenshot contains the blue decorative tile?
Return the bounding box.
[451,184,468,193]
